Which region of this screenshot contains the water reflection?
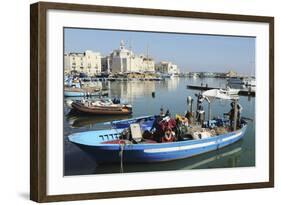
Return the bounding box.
[109,78,180,103]
[109,81,156,102]
[64,136,244,176]
[158,77,180,91]
[93,140,244,174]
[66,111,131,129]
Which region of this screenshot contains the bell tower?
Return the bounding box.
[120,40,125,50]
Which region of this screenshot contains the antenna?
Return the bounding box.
[129,38,132,51]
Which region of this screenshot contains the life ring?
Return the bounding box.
[162,129,174,142]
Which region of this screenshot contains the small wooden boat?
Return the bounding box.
[69,99,132,115]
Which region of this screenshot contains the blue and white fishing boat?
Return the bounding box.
[64,90,86,97]
[64,88,109,97]
[68,122,247,163]
[68,89,249,164]
[64,76,108,97]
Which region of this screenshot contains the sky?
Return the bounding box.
[64,28,255,75]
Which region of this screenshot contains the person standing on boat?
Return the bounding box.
[228,101,243,128]
[236,101,243,127]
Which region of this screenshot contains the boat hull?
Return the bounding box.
[64,91,85,97]
[68,125,247,163]
[71,102,132,115]
[64,91,109,97]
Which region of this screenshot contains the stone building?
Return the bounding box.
[155,61,179,74]
[64,50,101,75]
[225,70,238,77]
[107,41,155,73]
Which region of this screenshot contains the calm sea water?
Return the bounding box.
[64,77,255,176]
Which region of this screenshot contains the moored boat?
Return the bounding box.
[64,87,109,97]
[219,87,240,96]
[244,78,256,87]
[64,87,86,97]
[68,119,247,163]
[68,99,132,115]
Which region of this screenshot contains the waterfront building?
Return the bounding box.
[198,72,216,78]
[225,70,238,77]
[64,50,102,75]
[101,56,111,73]
[155,61,179,74]
[108,41,155,74]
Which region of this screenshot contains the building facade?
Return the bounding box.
[64,50,102,75]
[225,70,238,77]
[101,56,111,73]
[155,61,179,74]
[64,41,181,75]
[107,41,155,74]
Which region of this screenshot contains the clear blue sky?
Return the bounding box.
[64,28,255,75]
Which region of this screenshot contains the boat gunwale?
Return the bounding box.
[110,115,155,124]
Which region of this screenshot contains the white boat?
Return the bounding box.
[220,87,240,96]
[244,78,256,87]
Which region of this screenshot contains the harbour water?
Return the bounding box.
[64,77,255,176]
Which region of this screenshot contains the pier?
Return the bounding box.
[187,84,255,97]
